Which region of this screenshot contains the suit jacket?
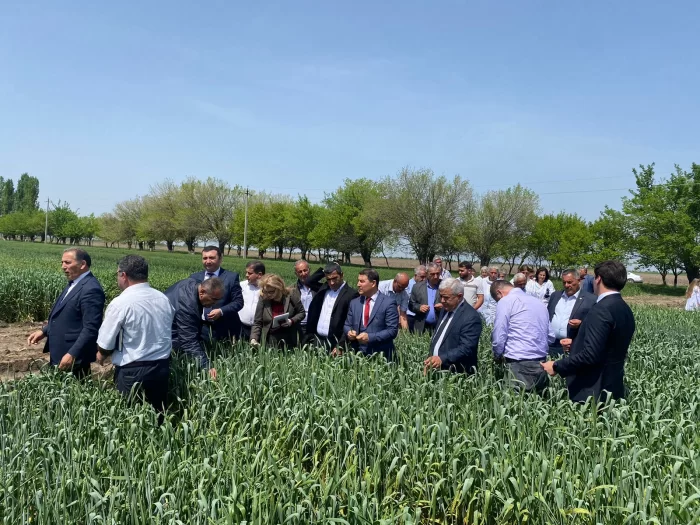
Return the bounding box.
[547,290,596,341]
[581,274,595,294]
[251,294,306,348]
[288,267,325,309]
[408,280,442,334]
[554,293,635,403]
[42,272,105,366]
[304,282,359,347]
[165,278,210,369]
[427,301,483,374]
[190,268,244,341]
[343,292,399,361]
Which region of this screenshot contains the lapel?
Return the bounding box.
[570,292,584,318]
[331,285,349,316]
[50,275,91,319]
[366,293,382,328]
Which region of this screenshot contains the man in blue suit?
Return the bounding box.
[28,248,105,379]
[189,246,244,343]
[423,278,483,375]
[342,268,399,361]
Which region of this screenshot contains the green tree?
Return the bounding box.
[48,203,80,244]
[528,213,592,275]
[15,173,40,212]
[463,184,539,267]
[589,208,630,265]
[386,168,471,265]
[141,181,181,251]
[287,196,319,261]
[314,178,391,266]
[0,179,15,215]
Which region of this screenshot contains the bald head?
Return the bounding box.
[393,272,410,293]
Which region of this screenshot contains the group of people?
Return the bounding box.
[28,247,638,418]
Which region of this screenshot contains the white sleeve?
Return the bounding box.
[97,302,125,350]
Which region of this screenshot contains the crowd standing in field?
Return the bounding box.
[28,247,640,415]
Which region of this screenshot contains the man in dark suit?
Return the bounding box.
[408,262,442,334]
[547,269,596,356]
[423,278,483,374]
[578,266,595,294]
[289,260,325,340]
[343,268,399,361]
[189,245,244,343]
[542,260,636,403]
[165,277,224,379]
[28,248,105,378]
[304,262,358,352]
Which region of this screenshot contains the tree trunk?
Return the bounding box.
[138,241,144,251]
[659,271,667,286]
[185,238,195,253]
[218,240,226,252]
[673,273,678,287]
[166,240,174,252]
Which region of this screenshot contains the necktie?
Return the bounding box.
[363,297,371,328]
[431,311,453,344]
[205,272,214,279]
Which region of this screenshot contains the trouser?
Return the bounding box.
[500,358,549,395]
[114,359,170,413]
[424,322,436,336]
[298,324,308,343]
[407,316,416,333]
[239,324,252,341]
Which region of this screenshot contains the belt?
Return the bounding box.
[504,357,546,364]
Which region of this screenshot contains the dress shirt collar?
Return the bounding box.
[206,267,221,277]
[70,270,91,286]
[328,282,345,296]
[364,292,379,303]
[122,282,151,295]
[597,291,620,303]
[562,289,580,300]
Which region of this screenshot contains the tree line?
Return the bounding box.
[1,164,699,282]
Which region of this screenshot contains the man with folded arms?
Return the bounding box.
[97,255,175,415]
[491,280,551,394]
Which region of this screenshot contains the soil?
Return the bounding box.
[0,321,112,380]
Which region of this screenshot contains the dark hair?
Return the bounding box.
[200,277,224,295]
[490,279,513,300]
[202,245,222,257]
[536,267,550,282]
[246,260,265,274]
[118,255,148,281]
[64,248,91,268]
[594,260,627,291]
[323,262,343,275]
[458,261,473,269]
[359,268,379,286]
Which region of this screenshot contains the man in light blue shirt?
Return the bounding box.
[491,279,552,394]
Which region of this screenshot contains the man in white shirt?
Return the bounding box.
[547,269,596,356]
[289,260,325,339]
[97,255,175,418]
[457,261,479,307]
[477,267,499,326]
[378,272,410,330]
[237,260,265,340]
[473,267,488,310]
[406,265,427,333]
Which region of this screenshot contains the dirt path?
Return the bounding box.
[0,321,112,380]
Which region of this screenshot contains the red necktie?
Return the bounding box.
[363,297,371,327]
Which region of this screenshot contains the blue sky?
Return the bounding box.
[1,1,698,221]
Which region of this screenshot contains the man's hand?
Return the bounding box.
[434,303,443,310]
[355,332,369,344]
[96,351,108,365]
[250,339,259,346]
[330,347,342,357]
[209,368,218,380]
[567,319,581,328]
[423,355,442,375]
[541,360,556,377]
[347,330,357,341]
[419,304,430,313]
[207,309,223,321]
[58,353,75,371]
[560,338,572,353]
[28,330,45,345]
[281,320,293,328]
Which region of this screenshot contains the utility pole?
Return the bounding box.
[243,187,250,258]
